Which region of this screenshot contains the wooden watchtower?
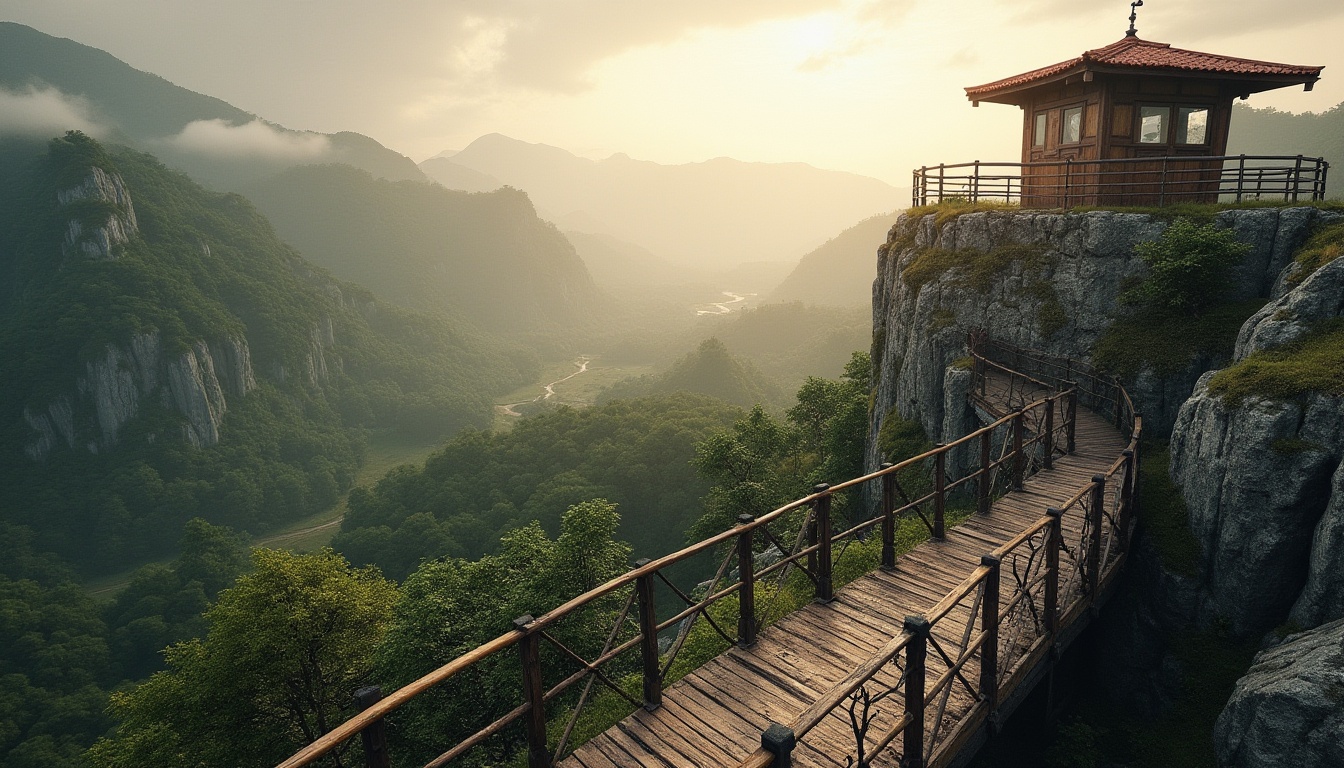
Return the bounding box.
[962,12,1323,206]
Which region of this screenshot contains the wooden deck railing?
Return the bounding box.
[275,335,1137,768]
[912,154,1329,208]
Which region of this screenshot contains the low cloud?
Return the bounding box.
[0,86,104,138]
[161,119,330,160]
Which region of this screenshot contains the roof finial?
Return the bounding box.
[1127,0,1144,37]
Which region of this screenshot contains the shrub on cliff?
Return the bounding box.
[1122,219,1250,316]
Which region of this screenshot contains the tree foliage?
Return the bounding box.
[87,549,397,768]
[1122,219,1250,316]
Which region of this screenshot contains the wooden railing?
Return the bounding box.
[275,335,1139,768]
[912,154,1329,208]
[738,334,1143,768]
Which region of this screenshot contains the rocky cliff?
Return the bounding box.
[1170,252,1344,637]
[867,206,1337,471]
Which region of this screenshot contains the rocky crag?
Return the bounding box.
[866,205,1344,765]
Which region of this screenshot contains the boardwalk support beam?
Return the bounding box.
[353,686,391,768]
[904,615,931,768]
[736,517,757,648]
[1064,383,1078,453]
[514,616,552,768]
[814,484,834,602]
[1088,476,1106,597]
[1044,510,1062,636]
[634,559,662,707]
[979,555,1001,713]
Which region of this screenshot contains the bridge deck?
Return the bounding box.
[561,383,1127,768]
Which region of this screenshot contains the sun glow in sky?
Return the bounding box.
[5,0,1343,185]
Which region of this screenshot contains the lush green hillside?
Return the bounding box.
[598,337,784,408]
[770,212,899,306]
[0,22,424,187]
[0,133,535,572]
[1228,101,1343,198]
[242,163,611,338]
[333,393,742,579]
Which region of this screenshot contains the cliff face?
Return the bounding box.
[867,207,1330,470]
[1171,254,1344,636]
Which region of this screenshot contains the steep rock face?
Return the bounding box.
[866,208,1326,468]
[1214,618,1344,768]
[1171,256,1344,636]
[24,332,258,457]
[57,166,139,260]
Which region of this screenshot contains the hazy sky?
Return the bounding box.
[4,0,1342,185]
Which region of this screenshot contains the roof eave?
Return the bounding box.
[966,63,1323,105]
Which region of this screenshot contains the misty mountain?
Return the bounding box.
[563,230,686,289]
[1228,101,1343,197]
[598,337,783,408]
[0,22,425,188]
[242,163,609,336]
[0,133,534,571]
[770,212,900,307]
[419,156,503,193]
[431,133,904,271]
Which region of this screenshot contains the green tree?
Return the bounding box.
[375,500,631,765]
[88,549,397,768]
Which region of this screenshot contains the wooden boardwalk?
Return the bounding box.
[561,378,1128,768]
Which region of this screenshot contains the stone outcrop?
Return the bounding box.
[1214,618,1344,768]
[1170,255,1344,636]
[24,331,259,458]
[867,207,1333,469]
[57,166,139,260]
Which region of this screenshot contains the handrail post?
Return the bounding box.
[1088,475,1106,596]
[904,616,931,768]
[980,555,1001,712]
[972,159,981,202]
[977,430,991,515]
[762,724,796,768]
[881,463,897,570]
[1064,382,1077,454]
[735,517,757,648]
[814,484,834,602]
[1236,154,1246,203]
[634,559,663,707]
[1119,450,1135,553]
[1112,376,1124,429]
[353,686,391,768]
[514,616,552,768]
[1292,155,1304,202]
[1012,411,1025,490]
[1131,431,1143,519]
[933,445,946,540]
[1044,509,1062,636]
[1043,396,1055,470]
[1159,157,1168,206]
[1063,157,1073,208]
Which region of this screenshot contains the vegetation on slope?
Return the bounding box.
[1207,320,1344,405]
[597,337,783,408]
[769,212,900,307]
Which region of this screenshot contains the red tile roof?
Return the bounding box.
[966,37,1323,99]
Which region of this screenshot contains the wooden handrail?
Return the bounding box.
[278,335,1141,768]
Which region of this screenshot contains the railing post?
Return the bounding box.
[514,616,552,768]
[1063,157,1073,208]
[1119,450,1135,553]
[1042,397,1055,470]
[979,555,1001,712]
[353,686,391,768]
[904,616,931,768]
[634,559,662,707]
[1012,411,1025,490]
[1044,509,1062,636]
[1292,155,1304,202]
[1088,475,1106,597]
[762,724,796,768]
[1064,382,1077,454]
[881,463,897,570]
[977,430,991,516]
[1130,431,1143,519]
[735,517,757,648]
[1159,157,1168,206]
[1112,376,1124,429]
[814,484,834,602]
[972,160,981,202]
[938,163,946,204]
[933,445,946,540]
[1236,154,1246,203]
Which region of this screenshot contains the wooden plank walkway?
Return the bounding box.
[561,377,1128,768]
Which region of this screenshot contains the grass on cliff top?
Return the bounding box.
[901,243,1051,293]
[1206,320,1344,406]
[1091,299,1267,377]
[1067,198,1344,222]
[1287,219,1344,286]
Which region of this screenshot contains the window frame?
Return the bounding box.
[1175,105,1212,146]
[1033,112,1048,148]
[1060,105,1085,146]
[1136,104,1171,146]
